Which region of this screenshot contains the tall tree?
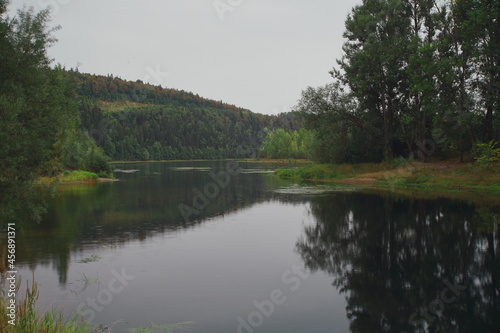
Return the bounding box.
[0,2,77,223]
[337,0,411,159]
[453,0,500,142]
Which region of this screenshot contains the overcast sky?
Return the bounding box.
[9,0,360,115]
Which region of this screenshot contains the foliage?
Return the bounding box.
[259,128,314,159]
[0,2,79,225]
[474,140,500,167]
[57,129,112,174]
[0,5,77,182]
[298,0,499,164]
[296,82,381,164]
[72,72,303,161]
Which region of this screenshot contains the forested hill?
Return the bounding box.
[68,71,302,161]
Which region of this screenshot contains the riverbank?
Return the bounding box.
[275,159,500,193]
[37,170,118,185]
[110,158,312,164]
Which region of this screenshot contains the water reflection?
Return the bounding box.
[15,161,308,284]
[297,191,500,332]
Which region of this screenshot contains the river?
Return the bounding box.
[13,161,500,332]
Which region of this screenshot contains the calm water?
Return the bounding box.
[11,161,500,332]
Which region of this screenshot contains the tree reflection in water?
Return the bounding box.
[296,192,500,333]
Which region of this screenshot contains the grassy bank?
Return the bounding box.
[37,170,114,185]
[275,160,500,193]
[0,280,92,333]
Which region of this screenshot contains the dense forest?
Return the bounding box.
[70,71,302,161]
[296,0,499,164]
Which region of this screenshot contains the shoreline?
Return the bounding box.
[109,158,312,164]
[274,160,500,194]
[36,170,119,186]
[38,159,500,194]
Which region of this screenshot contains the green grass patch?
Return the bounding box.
[62,170,99,183]
[37,170,99,185]
[0,280,93,332]
[276,164,342,180]
[275,163,393,180]
[276,161,500,193]
[377,164,500,192]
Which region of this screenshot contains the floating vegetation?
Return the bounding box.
[77,254,102,263]
[77,273,100,285]
[100,242,118,249]
[239,169,275,174]
[128,321,195,333]
[77,273,100,292]
[170,167,212,171]
[274,184,354,195]
[114,169,140,173]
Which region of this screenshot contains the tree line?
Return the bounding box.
[74,72,302,161]
[296,0,499,164]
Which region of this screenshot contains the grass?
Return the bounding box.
[275,162,397,180]
[62,171,99,183]
[37,170,99,185]
[0,279,93,333]
[275,160,500,193]
[378,164,500,191]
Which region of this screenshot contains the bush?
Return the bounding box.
[474,140,500,167]
[275,169,297,178]
[58,130,112,173]
[85,146,112,173]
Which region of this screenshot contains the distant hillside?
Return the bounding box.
[67,71,302,161]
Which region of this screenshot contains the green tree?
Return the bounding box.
[337,0,411,160]
[0,2,77,223]
[57,130,112,174]
[299,0,498,164]
[259,129,292,159]
[295,82,381,163]
[453,0,499,142]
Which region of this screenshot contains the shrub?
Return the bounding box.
[59,129,112,173]
[474,140,500,167]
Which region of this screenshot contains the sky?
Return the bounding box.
[8,0,360,115]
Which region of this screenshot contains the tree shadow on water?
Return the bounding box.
[296,192,500,333]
